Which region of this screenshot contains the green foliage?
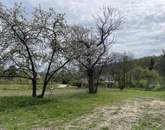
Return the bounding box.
[69,80,81,87]
[138,79,148,88]
[157,55,165,76]
[133,56,158,69]
[130,66,160,90]
[3,66,17,79]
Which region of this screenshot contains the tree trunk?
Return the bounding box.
[94,84,98,93]
[119,75,124,90]
[38,81,48,98]
[87,69,96,94]
[32,78,37,97]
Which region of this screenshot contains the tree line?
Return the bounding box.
[100,52,165,90]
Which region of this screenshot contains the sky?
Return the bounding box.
[2,0,165,58]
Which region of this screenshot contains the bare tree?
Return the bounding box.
[70,7,122,93]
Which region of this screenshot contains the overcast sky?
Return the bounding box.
[2,0,165,58]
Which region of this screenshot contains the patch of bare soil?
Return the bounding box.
[63,98,165,130]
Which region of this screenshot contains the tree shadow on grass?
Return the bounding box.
[0,96,52,112]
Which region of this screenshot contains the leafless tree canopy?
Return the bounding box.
[69,6,122,93]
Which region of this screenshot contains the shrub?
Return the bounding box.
[139,79,148,88]
[130,66,160,90]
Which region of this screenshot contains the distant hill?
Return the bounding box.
[101,54,165,76]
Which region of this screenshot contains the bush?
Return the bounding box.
[68,79,88,88]
[130,66,160,90]
[139,79,148,88]
[62,79,69,84]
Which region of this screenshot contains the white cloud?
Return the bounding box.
[2,0,165,58]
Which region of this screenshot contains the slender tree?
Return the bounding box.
[149,57,155,70]
[0,3,43,97]
[33,8,73,98]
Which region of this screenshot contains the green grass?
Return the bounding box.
[133,115,165,130]
[0,87,165,129]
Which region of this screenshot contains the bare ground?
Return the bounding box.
[62,97,165,130]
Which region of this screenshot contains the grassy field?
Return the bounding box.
[0,85,165,129]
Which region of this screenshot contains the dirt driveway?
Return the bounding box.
[63,97,165,130]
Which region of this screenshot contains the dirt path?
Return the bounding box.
[63,97,165,130]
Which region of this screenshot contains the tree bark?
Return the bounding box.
[32,77,37,97]
[38,81,48,98]
[87,69,96,94]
